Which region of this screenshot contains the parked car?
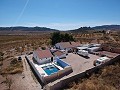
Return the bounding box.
[28,52,33,55]
[94,56,110,66]
[77,50,89,57]
[18,56,22,61]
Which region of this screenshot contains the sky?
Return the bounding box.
[0,0,120,30]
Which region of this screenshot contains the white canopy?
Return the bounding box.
[77,47,88,50]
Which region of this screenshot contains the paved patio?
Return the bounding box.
[48,53,100,85]
[62,53,100,75]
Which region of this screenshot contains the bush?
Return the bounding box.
[10,68,23,74]
[1,58,23,75]
[0,61,3,66]
[10,58,17,65]
[41,47,46,50]
[0,52,4,56]
[51,32,74,45]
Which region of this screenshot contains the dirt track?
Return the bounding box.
[0,55,42,90]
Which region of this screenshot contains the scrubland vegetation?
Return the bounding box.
[1,58,23,75]
[73,31,120,48]
[0,34,51,52]
[0,30,120,90]
[64,60,120,90]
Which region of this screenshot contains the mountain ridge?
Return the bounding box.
[93,25,120,30]
[0,26,59,32]
[0,25,120,32]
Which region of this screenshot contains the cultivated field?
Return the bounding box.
[73,31,120,46]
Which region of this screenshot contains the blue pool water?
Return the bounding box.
[42,65,59,75]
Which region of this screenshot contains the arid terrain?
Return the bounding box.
[0,34,51,90]
[64,59,120,90]
[0,0,120,89]
[0,30,120,90]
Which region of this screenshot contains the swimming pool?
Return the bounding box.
[42,65,60,75]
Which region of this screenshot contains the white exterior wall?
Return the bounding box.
[37,57,51,64]
[33,52,51,64]
[26,56,45,83]
[55,44,72,51]
[33,52,39,61]
[57,54,66,59]
[66,47,72,51]
[55,43,64,50]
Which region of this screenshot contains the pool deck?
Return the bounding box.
[27,55,64,77]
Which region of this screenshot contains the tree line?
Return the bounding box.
[51,32,75,45]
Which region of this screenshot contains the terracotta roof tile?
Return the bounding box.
[71,42,80,47]
[53,50,65,56]
[35,49,53,59]
[59,42,72,48]
[57,42,80,48]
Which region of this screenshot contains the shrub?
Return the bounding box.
[1,58,23,75]
[41,47,46,50]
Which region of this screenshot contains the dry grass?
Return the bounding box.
[65,61,120,90]
[0,61,3,66]
[0,34,51,52]
[1,58,23,75]
[73,32,120,46]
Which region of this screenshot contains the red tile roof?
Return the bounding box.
[53,50,65,56]
[57,42,80,48]
[35,49,53,59]
[70,42,80,47]
[59,42,72,48]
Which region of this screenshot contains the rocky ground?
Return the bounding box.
[0,55,42,90]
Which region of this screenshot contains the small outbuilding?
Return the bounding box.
[52,50,66,59]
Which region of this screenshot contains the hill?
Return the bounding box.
[68,27,94,33]
[0,25,120,33]
[0,26,59,32]
[93,25,120,30]
[66,25,120,33]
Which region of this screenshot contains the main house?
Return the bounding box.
[33,49,53,65]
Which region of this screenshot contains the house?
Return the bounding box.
[55,42,80,53]
[33,49,53,64]
[52,50,66,59]
[55,42,73,53]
